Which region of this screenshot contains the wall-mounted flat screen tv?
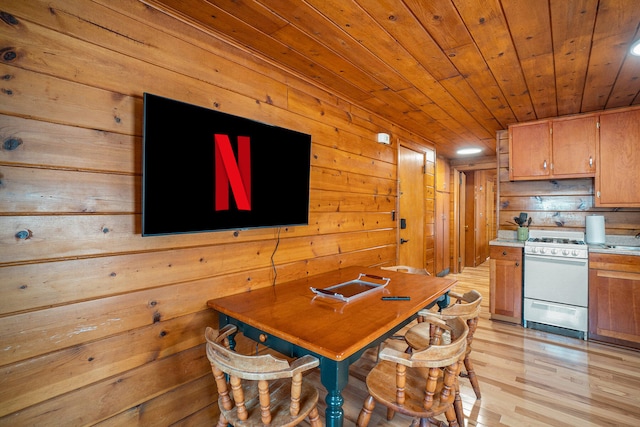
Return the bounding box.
[142,93,312,236]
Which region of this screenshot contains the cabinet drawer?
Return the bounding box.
[589,253,640,274]
[490,245,522,261]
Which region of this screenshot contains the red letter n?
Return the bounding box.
[214,134,251,211]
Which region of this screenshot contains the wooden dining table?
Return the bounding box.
[206,265,457,427]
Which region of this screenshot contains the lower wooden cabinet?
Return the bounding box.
[589,253,640,349]
[489,245,523,324]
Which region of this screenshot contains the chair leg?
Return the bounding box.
[463,356,481,399]
[454,384,464,426]
[386,406,396,421]
[216,414,228,427]
[356,395,375,427]
[308,406,321,427]
[444,406,462,427]
[421,418,445,427]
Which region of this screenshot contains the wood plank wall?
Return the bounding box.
[0,1,439,424]
[497,130,640,234]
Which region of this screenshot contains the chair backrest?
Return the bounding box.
[380,265,430,275]
[377,317,468,409]
[205,325,320,425]
[380,316,467,367]
[440,290,482,320]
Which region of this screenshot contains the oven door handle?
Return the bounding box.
[524,254,587,265]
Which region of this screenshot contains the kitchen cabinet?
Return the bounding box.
[589,253,640,349]
[489,245,522,324]
[596,108,640,207]
[508,115,597,180]
[551,115,597,177]
[509,121,551,180]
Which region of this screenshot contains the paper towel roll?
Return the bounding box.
[586,215,605,244]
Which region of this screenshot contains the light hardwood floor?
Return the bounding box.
[303,261,640,426]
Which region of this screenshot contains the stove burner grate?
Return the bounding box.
[527,237,586,245]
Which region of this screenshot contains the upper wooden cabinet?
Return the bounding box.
[596,108,640,207]
[551,115,597,177]
[509,121,551,180]
[509,115,597,181]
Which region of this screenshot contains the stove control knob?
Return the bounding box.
[572,249,579,256]
[562,249,569,256]
[540,248,546,254]
[551,248,558,255]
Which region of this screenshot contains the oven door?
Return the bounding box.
[524,253,588,307]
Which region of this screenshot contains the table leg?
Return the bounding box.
[320,358,349,427]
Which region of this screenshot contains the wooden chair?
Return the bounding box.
[205,325,321,427]
[381,265,431,275]
[377,265,432,359]
[381,265,450,312]
[356,316,468,427]
[405,290,483,400]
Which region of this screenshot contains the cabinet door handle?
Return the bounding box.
[543,160,547,170]
[503,251,507,256]
[589,156,593,167]
[515,262,520,267]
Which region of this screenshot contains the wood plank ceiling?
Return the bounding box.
[145,0,640,159]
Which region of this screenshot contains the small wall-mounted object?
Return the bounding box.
[376,133,390,144]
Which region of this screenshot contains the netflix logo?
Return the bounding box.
[214,134,251,211]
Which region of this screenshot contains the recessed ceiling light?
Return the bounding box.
[457,147,482,155]
[631,39,640,56]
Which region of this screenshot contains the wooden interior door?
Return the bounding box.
[464,172,476,267]
[435,190,450,276]
[398,146,425,268]
[435,157,450,276]
[475,170,487,265]
[458,171,466,273]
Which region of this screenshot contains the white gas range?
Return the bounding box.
[523,230,588,339]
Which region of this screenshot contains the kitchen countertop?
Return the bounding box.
[588,235,640,256]
[490,230,525,248]
[489,238,525,248]
[490,231,640,255]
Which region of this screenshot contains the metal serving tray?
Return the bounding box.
[310,273,390,302]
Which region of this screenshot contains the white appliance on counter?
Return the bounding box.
[523,229,588,340]
[585,215,605,244]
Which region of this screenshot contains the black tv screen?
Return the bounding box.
[142,93,311,236]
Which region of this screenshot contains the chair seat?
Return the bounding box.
[219,378,319,427]
[366,361,452,418]
[405,321,443,350]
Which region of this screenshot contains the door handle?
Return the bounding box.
[400,238,409,244]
